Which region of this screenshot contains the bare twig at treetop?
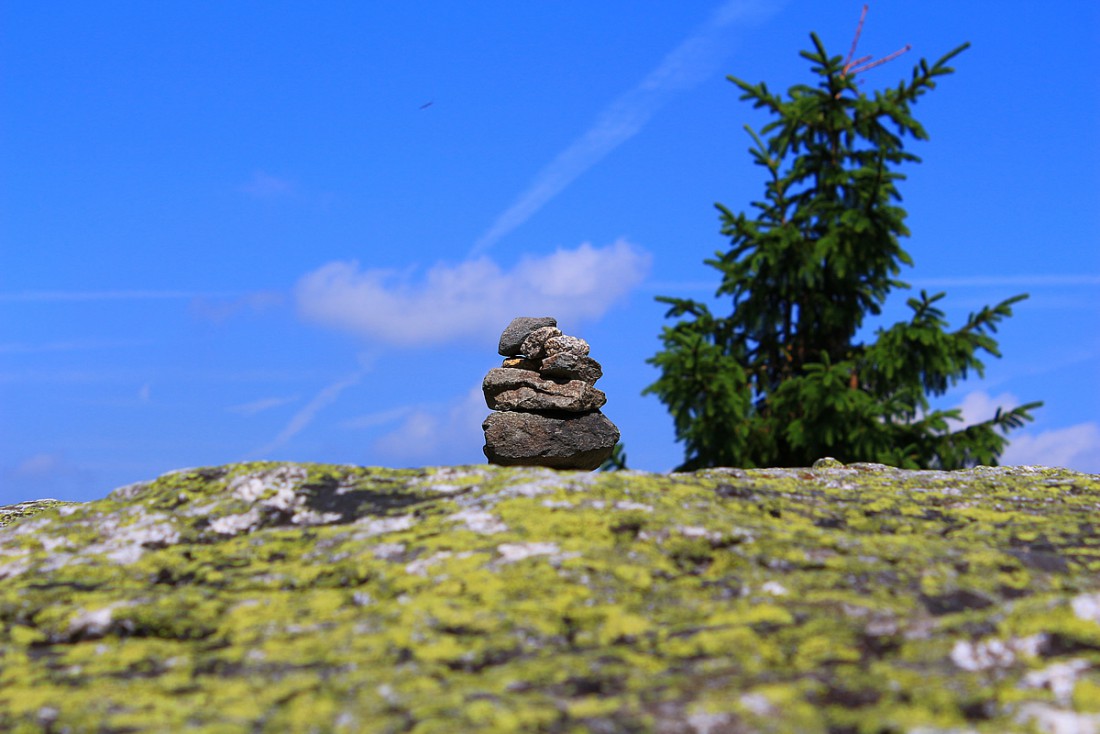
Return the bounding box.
[839,4,912,85]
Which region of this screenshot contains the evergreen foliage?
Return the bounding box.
[646,34,1040,471]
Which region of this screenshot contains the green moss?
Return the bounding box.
[0,462,1098,731]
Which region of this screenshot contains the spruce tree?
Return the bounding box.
[646,33,1040,471]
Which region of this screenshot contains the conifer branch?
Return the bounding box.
[647,21,1034,470]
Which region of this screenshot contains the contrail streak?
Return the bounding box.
[470,0,779,257]
[248,371,364,459]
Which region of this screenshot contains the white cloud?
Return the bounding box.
[470,0,779,255]
[949,391,1100,472]
[951,391,1020,426]
[294,239,651,348]
[371,387,487,466]
[228,396,300,417]
[248,372,364,458]
[1002,423,1100,473]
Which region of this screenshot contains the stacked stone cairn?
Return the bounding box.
[482,317,620,470]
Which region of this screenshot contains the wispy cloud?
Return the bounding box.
[650,274,1100,296]
[470,0,779,256]
[0,290,241,302]
[1,452,96,504]
[0,338,154,354]
[0,367,326,385]
[190,291,285,323]
[240,171,295,198]
[911,275,1100,288]
[295,239,651,348]
[228,395,300,417]
[12,452,66,478]
[371,387,487,466]
[339,406,414,430]
[248,373,364,458]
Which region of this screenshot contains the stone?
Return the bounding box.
[0,462,1097,731]
[481,411,619,470]
[540,353,603,385]
[482,368,606,413]
[812,456,844,470]
[484,317,620,471]
[501,356,540,371]
[544,334,589,358]
[0,499,67,529]
[518,326,563,360]
[498,316,557,356]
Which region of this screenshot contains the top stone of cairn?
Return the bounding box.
[498,316,558,357]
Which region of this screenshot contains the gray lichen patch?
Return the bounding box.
[0,461,1098,732]
[0,499,72,530]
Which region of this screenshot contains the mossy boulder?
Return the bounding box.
[1,461,1099,733]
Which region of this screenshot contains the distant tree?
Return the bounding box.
[645,31,1040,471]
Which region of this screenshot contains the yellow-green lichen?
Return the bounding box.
[0,461,1098,732]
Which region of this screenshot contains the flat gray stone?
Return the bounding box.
[498,317,557,356]
[482,411,620,470]
[482,368,606,413]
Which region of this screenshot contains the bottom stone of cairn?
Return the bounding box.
[482,411,619,471]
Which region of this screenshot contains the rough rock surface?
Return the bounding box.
[543,334,589,359]
[540,352,603,385]
[484,317,618,470]
[498,317,558,357]
[482,368,607,413]
[2,462,1099,733]
[519,326,565,361]
[482,411,620,470]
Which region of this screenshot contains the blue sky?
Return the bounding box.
[2,1,1098,503]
